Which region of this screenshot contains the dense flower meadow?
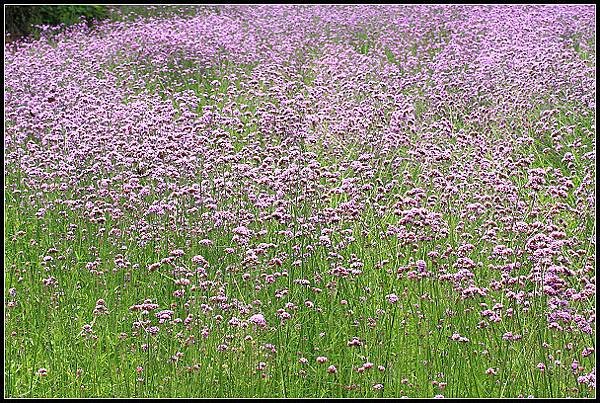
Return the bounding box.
[4,5,596,398]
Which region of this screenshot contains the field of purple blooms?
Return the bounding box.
[4,5,596,398]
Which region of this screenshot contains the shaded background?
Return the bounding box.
[5,5,108,38]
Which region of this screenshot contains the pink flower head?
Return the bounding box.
[347,337,362,347]
[316,356,328,364]
[170,249,185,257]
[249,313,267,327]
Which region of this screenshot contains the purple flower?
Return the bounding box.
[249,313,267,327]
[386,293,399,304]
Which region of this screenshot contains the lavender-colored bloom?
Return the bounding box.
[249,313,267,327]
[155,310,174,323]
[386,293,399,304]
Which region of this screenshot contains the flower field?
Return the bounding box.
[3,5,596,398]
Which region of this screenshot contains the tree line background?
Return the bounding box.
[5,5,108,38]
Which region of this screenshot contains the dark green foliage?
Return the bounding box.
[5,5,108,38]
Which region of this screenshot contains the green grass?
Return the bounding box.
[4,131,595,397]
